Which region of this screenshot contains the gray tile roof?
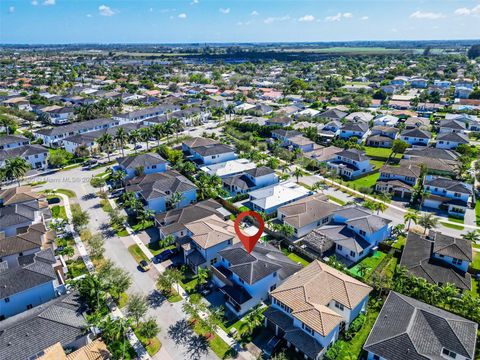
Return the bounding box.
[404,148,459,161]
[337,149,369,162]
[380,161,421,178]
[0,249,57,298]
[424,177,473,195]
[400,232,471,290]
[218,243,302,285]
[333,206,391,233]
[436,132,469,143]
[0,203,37,228]
[319,108,348,120]
[244,166,275,177]
[430,231,473,262]
[0,292,87,360]
[400,128,432,139]
[316,224,371,252]
[117,153,167,170]
[36,118,117,137]
[0,145,48,162]
[364,291,477,360]
[193,143,235,157]
[0,135,29,147]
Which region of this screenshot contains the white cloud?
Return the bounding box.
[43,0,55,6]
[219,8,230,14]
[325,12,353,22]
[454,5,480,17]
[99,5,116,16]
[86,14,93,18]
[178,13,187,19]
[251,10,259,16]
[8,6,15,13]
[31,0,38,5]
[298,14,315,22]
[264,15,290,24]
[409,11,445,20]
[190,0,199,4]
[361,16,369,21]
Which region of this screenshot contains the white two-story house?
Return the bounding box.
[423,176,474,217]
[327,149,373,179]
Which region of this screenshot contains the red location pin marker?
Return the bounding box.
[234,210,265,254]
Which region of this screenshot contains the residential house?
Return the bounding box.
[271,129,303,145]
[0,135,30,150]
[125,170,197,213]
[182,137,237,166]
[114,153,168,180]
[180,215,240,273]
[264,261,372,360]
[365,126,398,148]
[246,181,312,215]
[0,249,66,320]
[265,116,293,127]
[404,116,430,129]
[37,339,111,360]
[200,158,256,178]
[113,104,179,124]
[211,243,302,316]
[44,107,75,125]
[375,161,421,199]
[373,115,399,127]
[0,292,90,360]
[222,166,279,195]
[315,207,391,263]
[345,112,374,123]
[410,77,428,88]
[287,135,316,152]
[423,176,473,217]
[277,194,340,238]
[304,146,343,165]
[338,122,370,142]
[155,199,230,240]
[321,120,343,134]
[439,119,467,134]
[399,128,432,147]
[0,144,49,170]
[364,291,477,360]
[435,132,469,149]
[400,231,472,291]
[318,109,348,122]
[327,149,373,179]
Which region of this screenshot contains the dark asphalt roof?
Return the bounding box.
[218,243,302,285]
[117,153,167,170]
[424,177,473,195]
[364,291,477,360]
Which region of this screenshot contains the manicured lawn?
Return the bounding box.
[51,205,67,221]
[100,199,113,213]
[181,276,200,294]
[128,244,149,263]
[369,160,385,170]
[147,242,175,256]
[66,258,89,278]
[468,279,479,298]
[348,251,386,278]
[476,201,480,225]
[136,334,161,356]
[364,146,402,160]
[327,195,346,206]
[131,220,154,232]
[117,229,129,237]
[440,222,464,230]
[193,321,233,359]
[165,289,182,303]
[392,235,406,250]
[55,188,77,198]
[336,308,380,359]
[286,252,311,266]
[346,172,380,190]
[381,256,398,280]
[472,252,480,270]
[448,216,464,224]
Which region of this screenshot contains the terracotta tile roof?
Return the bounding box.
[185,215,240,249]
[271,260,372,336]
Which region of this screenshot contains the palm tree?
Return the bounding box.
[375,201,387,214]
[73,274,106,311]
[111,169,126,189]
[418,212,438,234]
[115,127,128,157]
[196,267,209,290]
[311,181,324,192]
[404,209,419,231]
[169,118,183,139]
[168,191,184,209]
[356,263,370,279]
[0,115,17,135]
[101,316,131,360]
[140,127,152,151]
[462,230,480,243]
[137,208,154,228]
[241,307,264,335]
[128,130,141,153]
[280,224,295,238]
[292,167,305,183]
[96,133,114,162]
[151,124,164,147]
[3,157,30,185]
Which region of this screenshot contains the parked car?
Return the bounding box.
[47,197,60,205]
[134,144,142,150]
[154,248,178,263]
[139,260,151,272]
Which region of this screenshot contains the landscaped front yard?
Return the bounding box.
[345,172,380,190]
[193,320,234,359]
[127,244,149,263]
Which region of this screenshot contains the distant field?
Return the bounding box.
[280,47,412,54]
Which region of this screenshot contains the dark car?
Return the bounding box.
[154,249,177,263]
[139,260,151,272]
[47,197,61,205]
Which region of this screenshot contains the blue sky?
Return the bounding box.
[1,0,480,44]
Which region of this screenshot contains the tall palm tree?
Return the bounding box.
[101,316,131,360]
[96,133,114,162]
[0,115,17,135]
[169,118,183,139]
[115,127,128,157]
[462,230,480,243]
[418,212,438,234]
[404,209,419,231]
[4,157,30,185]
[151,124,164,147]
[168,191,184,209]
[128,130,141,154]
[292,167,305,183]
[140,127,153,151]
[241,307,264,335]
[137,208,155,228]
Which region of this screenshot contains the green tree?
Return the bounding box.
[48,149,73,168]
[126,293,149,327]
[87,233,105,259]
[96,133,114,162]
[115,127,129,157]
[129,130,141,153]
[137,208,155,228]
[240,307,264,335]
[404,209,419,231]
[418,212,438,234]
[292,167,305,183]
[196,267,209,290]
[3,157,30,185]
[390,139,409,160]
[71,207,90,231]
[138,318,161,346]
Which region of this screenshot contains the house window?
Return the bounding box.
[442,348,457,359]
[152,165,157,169]
[350,251,356,257]
[452,258,462,265]
[301,322,314,336]
[359,230,366,236]
[454,193,461,198]
[270,284,277,292]
[337,244,343,251]
[4,297,10,303]
[334,301,344,311]
[27,304,33,310]
[373,355,380,360]
[210,258,217,265]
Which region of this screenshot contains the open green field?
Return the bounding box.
[346,172,380,189]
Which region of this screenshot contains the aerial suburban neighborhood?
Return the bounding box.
[1,2,480,360]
